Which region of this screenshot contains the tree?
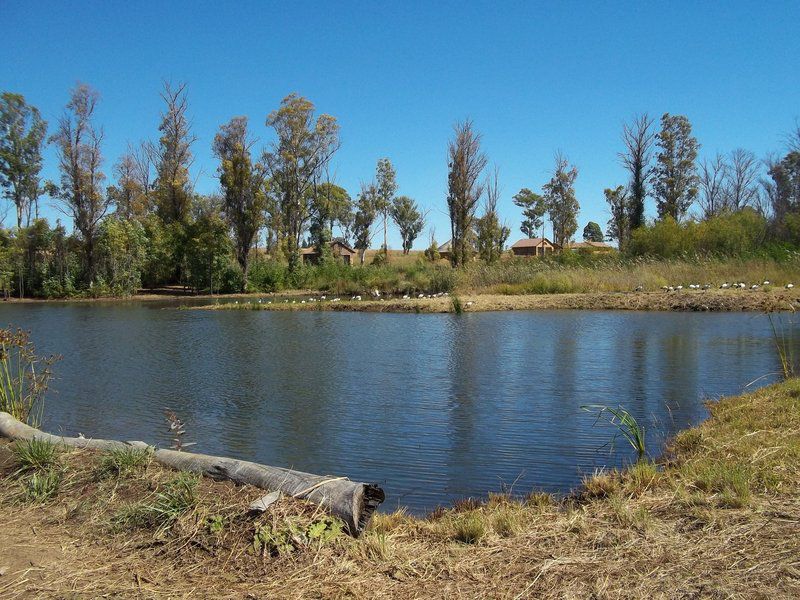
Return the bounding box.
[619,114,655,231]
[108,144,151,220]
[96,216,147,295]
[512,188,546,238]
[374,158,397,254]
[352,184,377,264]
[724,149,760,212]
[652,113,699,221]
[542,153,579,248]
[185,196,233,294]
[698,153,729,219]
[0,93,47,228]
[264,93,340,271]
[475,167,509,263]
[604,185,629,246]
[213,116,267,291]
[150,82,195,224]
[582,221,603,242]
[390,195,424,254]
[768,150,800,221]
[447,120,487,267]
[49,84,111,281]
[309,181,352,253]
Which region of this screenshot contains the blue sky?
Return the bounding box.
[2,0,799,248]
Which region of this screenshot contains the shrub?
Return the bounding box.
[0,328,59,426]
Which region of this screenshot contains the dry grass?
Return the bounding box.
[2,379,800,598]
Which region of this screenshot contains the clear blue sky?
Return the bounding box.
[3,0,799,248]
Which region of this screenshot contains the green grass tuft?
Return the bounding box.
[13,438,61,474]
[97,446,152,479]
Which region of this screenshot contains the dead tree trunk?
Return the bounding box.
[0,412,384,536]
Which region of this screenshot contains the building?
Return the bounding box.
[437,240,453,262]
[566,241,614,253]
[300,239,357,265]
[511,237,560,257]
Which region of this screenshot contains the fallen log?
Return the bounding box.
[0,411,384,536]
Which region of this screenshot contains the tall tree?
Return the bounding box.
[619,113,655,231]
[374,158,397,255]
[768,150,800,221]
[264,93,340,271]
[724,148,760,211]
[150,82,195,224]
[512,188,547,238]
[0,93,47,228]
[352,183,377,264]
[542,153,579,248]
[652,113,699,221]
[308,181,352,252]
[604,185,629,246]
[475,166,509,263]
[582,221,603,242]
[390,195,424,254]
[447,120,487,267]
[213,116,267,291]
[698,153,729,219]
[49,84,111,280]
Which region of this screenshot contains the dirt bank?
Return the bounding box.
[194,288,800,314]
[1,379,799,598]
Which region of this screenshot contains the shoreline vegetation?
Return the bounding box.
[1,379,798,597]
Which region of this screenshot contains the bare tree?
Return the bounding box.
[447,120,487,267]
[698,153,728,219]
[619,113,655,231]
[49,83,111,280]
[724,148,761,211]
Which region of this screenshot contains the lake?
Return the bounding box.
[0,302,796,513]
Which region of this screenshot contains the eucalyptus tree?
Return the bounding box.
[0,93,47,228]
[353,183,377,264]
[150,82,196,224]
[213,116,268,291]
[542,153,579,248]
[374,158,397,255]
[698,153,729,219]
[49,84,111,280]
[447,120,487,267]
[391,195,424,254]
[109,144,151,220]
[619,113,655,231]
[512,187,546,238]
[652,113,699,221]
[264,93,340,271]
[309,181,352,252]
[724,149,761,211]
[604,185,629,246]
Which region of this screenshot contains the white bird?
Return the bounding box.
[301,300,306,304]
[465,301,474,307]
[634,285,643,292]
[786,283,795,289]
[676,285,683,290]
[763,281,770,286]
[403,294,410,299]
[355,295,362,301]
[321,295,326,300]
[721,282,730,289]
[751,284,759,290]
[418,293,425,298]
[702,284,711,290]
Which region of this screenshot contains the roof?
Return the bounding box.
[567,241,612,249]
[437,240,452,252]
[511,237,555,249]
[300,240,356,255]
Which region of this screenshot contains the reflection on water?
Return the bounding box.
[1,302,796,513]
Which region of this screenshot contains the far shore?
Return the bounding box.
[190,288,800,313]
[3,287,798,313]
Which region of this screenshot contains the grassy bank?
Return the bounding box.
[1,379,799,598]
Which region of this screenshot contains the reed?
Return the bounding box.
[0,328,59,427]
[768,312,796,380]
[582,404,647,461]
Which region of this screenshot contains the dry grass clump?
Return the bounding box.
[1,379,800,597]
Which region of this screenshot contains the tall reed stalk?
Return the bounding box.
[768,312,796,380]
[0,328,58,427]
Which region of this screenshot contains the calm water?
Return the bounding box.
[1,302,796,513]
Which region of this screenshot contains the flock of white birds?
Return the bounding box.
[655,281,795,292]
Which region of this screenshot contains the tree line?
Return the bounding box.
[1,83,799,298]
